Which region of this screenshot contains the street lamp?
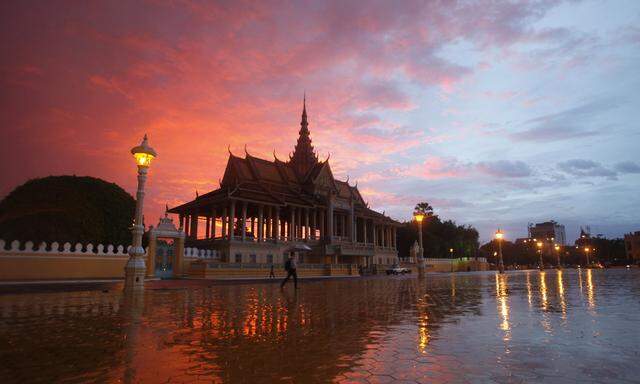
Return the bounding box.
[125,134,157,290]
[495,229,504,274]
[584,247,591,267]
[536,241,543,270]
[554,244,561,268]
[414,212,425,276]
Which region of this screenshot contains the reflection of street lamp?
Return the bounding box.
[125,134,157,291]
[495,229,504,274]
[414,212,425,276]
[584,247,591,267]
[536,241,543,270]
[554,244,561,268]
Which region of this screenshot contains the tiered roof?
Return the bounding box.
[169,100,398,224]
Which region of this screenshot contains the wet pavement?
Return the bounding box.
[1,269,639,383]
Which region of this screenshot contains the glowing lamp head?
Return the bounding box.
[554,245,560,251]
[536,241,543,248]
[131,134,157,168]
[495,229,504,240]
[414,212,425,223]
[584,247,590,252]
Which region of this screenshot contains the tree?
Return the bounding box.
[413,202,434,217]
[396,202,479,259]
[0,176,135,246]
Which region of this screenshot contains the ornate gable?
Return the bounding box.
[311,161,338,196]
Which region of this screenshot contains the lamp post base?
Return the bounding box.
[417,259,426,277]
[125,246,146,291]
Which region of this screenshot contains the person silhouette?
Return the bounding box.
[280,253,298,289]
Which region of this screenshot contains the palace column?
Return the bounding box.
[265,206,271,240]
[327,198,334,243]
[221,207,227,239]
[241,201,247,242]
[392,227,397,249]
[363,219,368,244]
[310,209,316,240]
[381,226,386,248]
[272,205,280,243]
[228,201,235,240]
[205,217,211,240]
[304,208,310,241]
[190,211,198,240]
[319,208,325,241]
[289,207,295,241]
[184,215,190,238]
[349,204,355,242]
[342,214,347,238]
[382,225,389,248]
[211,208,217,238]
[179,215,185,230]
[258,205,264,242]
[372,223,377,247]
[297,207,302,240]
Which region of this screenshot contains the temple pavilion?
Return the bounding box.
[168,100,400,267]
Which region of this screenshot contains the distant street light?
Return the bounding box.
[554,244,561,268]
[536,241,543,270]
[125,134,157,291]
[584,247,591,267]
[495,229,504,274]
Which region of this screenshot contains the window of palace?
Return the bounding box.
[266,254,273,264]
[235,253,242,263]
[250,254,257,263]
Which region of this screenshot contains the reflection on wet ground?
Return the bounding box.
[1,269,639,383]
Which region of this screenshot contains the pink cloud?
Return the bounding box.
[0,0,563,223]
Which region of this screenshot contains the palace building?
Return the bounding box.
[168,100,400,267]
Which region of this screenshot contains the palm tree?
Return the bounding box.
[413,202,434,218]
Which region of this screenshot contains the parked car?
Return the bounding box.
[386,264,411,275]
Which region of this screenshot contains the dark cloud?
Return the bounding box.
[557,159,617,179]
[510,98,620,142]
[615,161,640,174]
[476,160,532,178]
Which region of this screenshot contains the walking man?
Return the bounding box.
[269,264,275,278]
[280,253,298,289]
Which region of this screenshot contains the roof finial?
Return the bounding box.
[165,204,169,217]
[300,93,308,131]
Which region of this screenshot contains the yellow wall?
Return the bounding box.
[0,253,129,281]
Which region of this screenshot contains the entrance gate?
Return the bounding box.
[146,212,185,278]
[154,240,175,278]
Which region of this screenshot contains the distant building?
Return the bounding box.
[528,221,566,245]
[574,227,592,248]
[624,231,640,263]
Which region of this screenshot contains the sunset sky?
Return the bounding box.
[1,1,639,243]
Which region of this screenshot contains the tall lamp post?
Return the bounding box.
[536,241,543,270]
[125,134,157,291]
[554,244,561,269]
[495,229,504,274]
[414,212,425,276]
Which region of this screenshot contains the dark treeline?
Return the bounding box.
[397,202,480,258]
